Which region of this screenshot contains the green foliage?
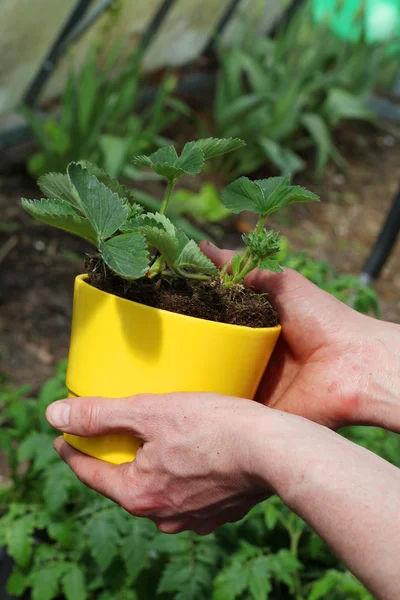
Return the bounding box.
[22,46,185,179]
[282,251,380,316]
[2,307,398,600]
[213,6,394,178]
[169,184,230,224]
[23,141,318,285]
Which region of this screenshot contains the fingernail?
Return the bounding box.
[47,401,70,428]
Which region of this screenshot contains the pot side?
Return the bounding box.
[65,275,281,464]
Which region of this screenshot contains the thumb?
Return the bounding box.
[46,395,156,439]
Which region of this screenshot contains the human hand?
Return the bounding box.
[46,393,283,535]
[201,242,400,432]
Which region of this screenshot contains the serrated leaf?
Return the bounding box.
[175,141,204,174]
[68,163,128,240]
[6,567,29,596]
[221,177,266,214]
[17,432,57,472]
[263,185,319,216]
[62,565,87,600]
[44,464,72,513]
[264,502,281,530]
[230,252,243,277]
[193,137,245,159]
[270,550,302,592]
[22,198,97,244]
[122,522,149,583]
[30,563,67,600]
[77,160,135,202]
[132,144,203,181]
[176,240,219,276]
[86,512,120,570]
[249,556,272,600]
[100,232,149,279]
[6,515,36,567]
[258,258,283,273]
[37,173,80,208]
[213,561,249,600]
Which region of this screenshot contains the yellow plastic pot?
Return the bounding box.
[65,275,281,464]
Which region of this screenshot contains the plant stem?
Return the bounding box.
[147,255,165,278]
[224,214,266,286]
[160,179,176,215]
[176,268,211,281]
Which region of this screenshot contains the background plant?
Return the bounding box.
[1,321,397,600]
[213,2,395,179]
[22,44,187,180]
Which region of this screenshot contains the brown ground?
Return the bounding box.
[0,124,399,389]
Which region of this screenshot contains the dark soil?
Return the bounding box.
[86,255,279,328]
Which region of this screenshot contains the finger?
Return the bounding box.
[46,394,160,439]
[54,436,133,508]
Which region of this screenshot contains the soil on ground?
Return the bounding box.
[86,255,279,328]
[0,123,399,389]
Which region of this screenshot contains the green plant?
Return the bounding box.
[214,4,394,179]
[22,45,186,179]
[21,138,319,287]
[2,363,398,599]
[282,251,379,315]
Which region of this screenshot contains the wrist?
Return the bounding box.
[357,320,400,432]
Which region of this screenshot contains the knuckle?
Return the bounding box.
[78,398,101,435]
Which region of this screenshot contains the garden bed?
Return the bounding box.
[0,124,399,389]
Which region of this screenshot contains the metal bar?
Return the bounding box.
[204,0,243,55]
[135,0,177,61]
[23,0,92,107]
[360,188,400,284]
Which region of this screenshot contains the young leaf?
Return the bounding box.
[258,258,283,273]
[270,549,302,592]
[176,240,219,276]
[21,199,97,244]
[68,163,128,240]
[100,232,149,280]
[132,144,204,181]
[221,177,266,214]
[175,141,205,174]
[62,565,87,600]
[37,173,80,208]
[230,252,243,277]
[222,176,319,217]
[193,137,245,159]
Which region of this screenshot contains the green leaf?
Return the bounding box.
[258,258,283,273]
[77,160,135,202]
[175,141,205,174]
[86,512,120,570]
[62,565,87,600]
[176,240,219,276]
[264,502,281,530]
[230,252,243,277]
[221,177,266,214]
[132,144,203,181]
[301,113,332,178]
[37,173,80,208]
[100,232,149,279]
[193,137,246,159]
[122,522,149,583]
[6,567,30,596]
[30,564,67,600]
[68,163,128,240]
[44,463,74,513]
[132,213,186,269]
[213,561,249,600]
[17,432,57,472]
[5,515,36,567]
[22,198,97,244]
[270,550,302,592]
[249,556,272,600]
[324,88,374,126]
[259,139,306,176]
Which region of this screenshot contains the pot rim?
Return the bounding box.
[75,274,282,334]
